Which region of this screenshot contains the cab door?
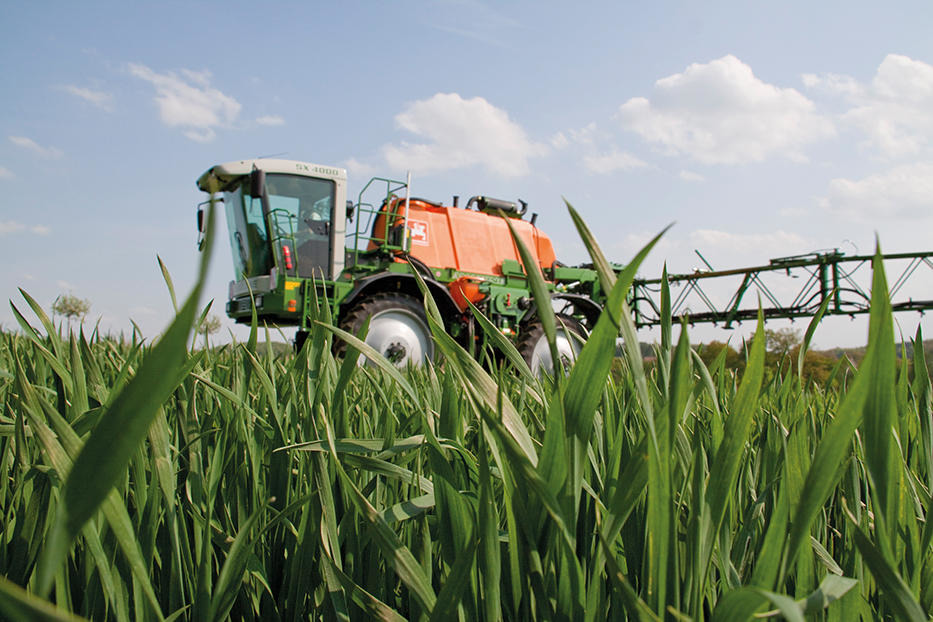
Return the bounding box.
[296,196,332,277]
[264,174,335,278]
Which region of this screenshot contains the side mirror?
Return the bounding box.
[197,207,204,232]
[249,169,266,198]
[346,200,355,220]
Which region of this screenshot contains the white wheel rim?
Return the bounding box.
[529,328,581,377]
[364,307,433,367]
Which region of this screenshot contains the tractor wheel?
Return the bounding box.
[294,330,309,353]
[338,292,434,367]
[517,313,585,377]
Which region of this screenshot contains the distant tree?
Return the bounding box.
[798,349,839,386]
[52,294,91,323]
[697,341,743,370]
[765,327,801,353]
[200,315,222,336]
[199,314,223,348]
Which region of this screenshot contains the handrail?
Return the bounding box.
[347,176,409,266]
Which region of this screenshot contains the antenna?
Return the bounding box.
[257,152,289,159]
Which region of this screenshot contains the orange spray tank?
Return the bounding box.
[368,195,557,301]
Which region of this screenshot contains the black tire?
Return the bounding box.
[337,292,434,367]
[294,330,309,353]
[517,313,586,377]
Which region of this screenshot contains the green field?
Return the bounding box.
[1,211,932,621]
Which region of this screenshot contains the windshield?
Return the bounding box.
[266,174,335,277]
[223,184,271,279]
[222,173,336,281]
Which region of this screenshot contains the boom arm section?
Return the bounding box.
[630,250,933,328]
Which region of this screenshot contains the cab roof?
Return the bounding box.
[197,158,347,193]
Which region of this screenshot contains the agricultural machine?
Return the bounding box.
[196,158,933,373]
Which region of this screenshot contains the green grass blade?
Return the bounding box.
[859,245,898,560]
[317,394,437,614]
[18,288,64,358]
[467,299,541,393]
[67,336,88,420]
[713,586,804,622]
[597,531,660,622]
[708,308,765,536]
[408,265,539,466]
[9,302,73,397]
[749,479,790,591]
[565,199,618,294]
[17,360,164,619]
[426,442,474,564]
[0,575,88,622]
[321,557,408,622]
[316,322,419,403]
[378,493,436,524]
[797,288,832,378]
[690,348,722,423]
[8,300,42,343]
[333,456,437,613]
[158,255,178,313]
[798,575,858,616]
[850,523,926,621]
[911,325,933,494]
[428,538,477,622]
[564,225,668,441]
[783,249,895,583]
[208,502,265,622]
[783,364,870,579]
[35,201,216,600]
[660,264,672,354]
[477,440,501,622]
[502,211,560,372]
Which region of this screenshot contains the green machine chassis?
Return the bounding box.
[212,171,607,347]
[204,163,933,346]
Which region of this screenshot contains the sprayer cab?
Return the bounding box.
[197,159,348,302]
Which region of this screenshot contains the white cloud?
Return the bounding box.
[343,157,378,179]
[9,136,64,158]
[129,64,241,142]
[802,72,864,97]
[617,55,835,164]
[256,115,285,126]
[57,280,76,291]
[584,149,647,174]
[0,166,12,179]
[550,132,570,149]
[62,85,113,111]
[382,93,546,177]
[689,229,809,256]
[551,123,599,150]
[819,162,933,220]
[679,170,705,182]
[606,230,678,263]
[0,221,51,236]
[836,55,933,158]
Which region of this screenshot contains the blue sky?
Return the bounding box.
[3,1,933,348]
